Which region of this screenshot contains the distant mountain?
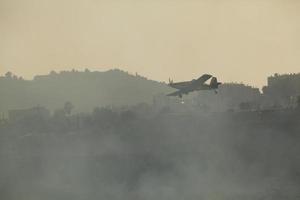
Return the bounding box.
[0,69,171,114]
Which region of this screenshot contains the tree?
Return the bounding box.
[50,70,57,76]
[5,71,12,79]
[297,96,300,109]
[64,101,74,115]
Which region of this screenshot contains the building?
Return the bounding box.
[262,73,300,108]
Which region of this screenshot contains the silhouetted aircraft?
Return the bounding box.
[167,74,222,98]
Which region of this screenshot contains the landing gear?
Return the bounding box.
[214,90,218,94]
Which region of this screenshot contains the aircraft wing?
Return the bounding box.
[169,81,191,89]
[196,74,212,84]
[167,90,184,97]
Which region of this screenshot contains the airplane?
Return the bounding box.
[167,74,222,98]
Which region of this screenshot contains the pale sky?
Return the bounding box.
[0,0,299,87]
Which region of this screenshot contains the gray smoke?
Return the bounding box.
[0,106,299,200]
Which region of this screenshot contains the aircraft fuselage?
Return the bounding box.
[167,74,221,98]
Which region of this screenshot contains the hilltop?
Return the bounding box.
[0,69,171,113]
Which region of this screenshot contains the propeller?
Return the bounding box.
[168,78,173,84]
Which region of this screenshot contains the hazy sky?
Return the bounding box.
[1,0,299,87]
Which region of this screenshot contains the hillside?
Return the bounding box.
[0,69,171,113]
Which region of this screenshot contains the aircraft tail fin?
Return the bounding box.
[210,77,222,88]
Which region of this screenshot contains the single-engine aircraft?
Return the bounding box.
[167,74,222,98]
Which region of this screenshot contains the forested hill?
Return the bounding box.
[0,69,171,113]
